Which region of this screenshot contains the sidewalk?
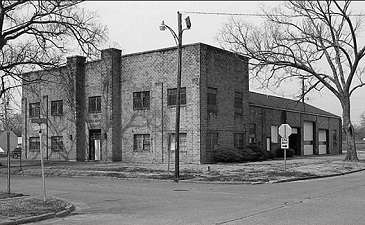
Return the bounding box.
[1,153,365,184]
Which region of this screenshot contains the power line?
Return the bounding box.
[182,11,365,17]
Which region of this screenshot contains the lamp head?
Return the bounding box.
[185,16,191,29]
[159,21,166,31]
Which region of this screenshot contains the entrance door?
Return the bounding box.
[304,122,314,155]
[89,129,101,160]
[318,129,328,154]
[289,128,300,155]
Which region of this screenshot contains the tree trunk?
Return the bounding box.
[341,97,359,162]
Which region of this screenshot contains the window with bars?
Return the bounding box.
[234,133,245,149]
[234,92,243,115]
[29,137,40,152]
[51,136,64,152]
[167,87,186,106]
[89,96,101,113]
[133,134,151,151]
[207,132,219,150]
[207,87,217,112]
[29,102,40,118]
[249,123,257,144]
[51,100,63,116]
[169,133,187,152]
[133,91,150,110]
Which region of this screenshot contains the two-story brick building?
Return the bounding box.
[22,43,341,164]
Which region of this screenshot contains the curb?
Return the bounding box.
[0,202,75,225]
[271,168,365,184]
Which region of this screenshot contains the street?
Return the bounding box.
[1,171,364,225]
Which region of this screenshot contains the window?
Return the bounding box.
[249,123,257,144]
[29,102,40,118]
[234,133,244,149]
[51,136,63,152]
[89,96,101,113]
[271,126,278,143]
[333,130,337,144]
[167,87,186,106]
[51,100,63,116]
[207,88,217,112]
[234,92,243,115]
[133,134,150,151]
[29,137,40,152]
[169,133,187,152]
[207,132,218,150]
[133,91,150,110]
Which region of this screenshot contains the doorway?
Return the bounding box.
[289,127,300,155]
[89,129,101,160]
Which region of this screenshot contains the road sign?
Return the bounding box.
[0,131,18,153]
[279,124,292,138]
[281,138,289,149]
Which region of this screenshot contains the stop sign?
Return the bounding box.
[0,131,18,153]
[279,124,292,138]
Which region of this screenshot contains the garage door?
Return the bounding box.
[318,129,327,154]
[304,122,314,155]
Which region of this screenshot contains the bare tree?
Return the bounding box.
[0,0,107,98]
[217,0,365,161]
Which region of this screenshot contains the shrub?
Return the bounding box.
[268,150,276,159]
[241,147,259,161]
[246,144,269,161]
[276,148,295,158]
[215,147,243,163]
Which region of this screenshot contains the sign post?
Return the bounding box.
[0,131,19,194]
[278,124,292,173]
[31,118,48,202]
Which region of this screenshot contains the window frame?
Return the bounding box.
[207,132,219,150]
[29,102,40,118]
[89,96,102,113]
[133,91,150,110]
[169,133,187,152]
[234,133,245,149]
[51,100,63,116]
[51,136,64,152]
[133,134,151,152]
[167,87,186,106]
[234,92,243,115]
[207,87,218,112]
[29,137,40,152]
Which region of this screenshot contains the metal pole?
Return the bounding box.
[7,132,10,194]
[174,11,182,182]
[39,127,46,202]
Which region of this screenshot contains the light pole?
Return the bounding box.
[160,11,191,181]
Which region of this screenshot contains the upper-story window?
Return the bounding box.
[89,96,101,113]
[51,100,63,116]
[29,102,40,118]
[234,92,243,115]
[167,87,186,106]
[133,91,150,110]
[207,87,217,112]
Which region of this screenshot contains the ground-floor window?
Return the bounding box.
[169,133,187,152]
[51,136,64,152]
[207,132,219,150]
[234,133,244,149]
[249,123,257,144]
[29,137,40,152]
[133,134,150,151]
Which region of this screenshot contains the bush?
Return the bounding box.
[215,147,259,163]
[246,144,269,161]
[276,148,295,158]
[215,147,244,163]
[268,150,276,159]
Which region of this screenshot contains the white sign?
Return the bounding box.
[281,138,289,149]
[0,131,18,153]
[279,124,292,138]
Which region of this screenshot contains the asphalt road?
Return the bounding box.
[1,171,364,225]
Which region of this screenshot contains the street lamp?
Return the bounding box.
[160,11,191,182]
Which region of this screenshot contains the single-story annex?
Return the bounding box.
[21,43,342,164]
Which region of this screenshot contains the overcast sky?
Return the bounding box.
[82,1,365,125]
